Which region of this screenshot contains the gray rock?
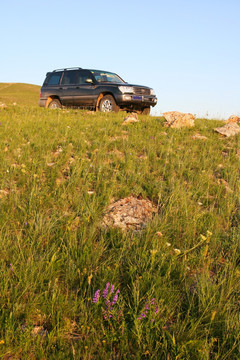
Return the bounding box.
[214,123,240,137]
[122,113,139,125]
[163,111,195,128]
[102,196,157,230]
[226,115,240,123]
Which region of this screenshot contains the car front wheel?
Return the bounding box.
[48,99,62,109]
[99,95,119,113]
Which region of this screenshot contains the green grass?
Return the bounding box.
[0,83,40,106]
[0,104,240,359]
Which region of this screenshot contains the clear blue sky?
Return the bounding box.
[1,0,239,118]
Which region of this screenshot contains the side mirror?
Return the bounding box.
[85,78,93,84]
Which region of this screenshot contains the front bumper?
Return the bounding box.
[116,94,157,107]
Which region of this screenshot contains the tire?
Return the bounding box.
[99,95,119,113]
[48,99,62,109]
[141,107,150,115]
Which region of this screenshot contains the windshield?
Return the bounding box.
[90,70,125,84]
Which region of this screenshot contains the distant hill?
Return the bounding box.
[0,83,40,106]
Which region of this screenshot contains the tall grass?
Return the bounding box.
[0,106,240,359]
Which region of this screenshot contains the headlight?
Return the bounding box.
[118,86,134,94]
[150,89,156,96]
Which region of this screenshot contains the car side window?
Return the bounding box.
[47,72,63,85]
[77,71,93,85]
[62,71,77,85]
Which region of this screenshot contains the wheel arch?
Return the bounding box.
[46,96,61,108]
[96,92,117,111]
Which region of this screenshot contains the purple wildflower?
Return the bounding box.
[104,300,113,320]
[93,289,100,303]
[103,282,110,299]
[137,298,159,321]
[137,312,147,320]
[24,221,28,226]
[9,263,14,272]
[110,284,114,294]
[112,289,120,305]
[105,300,113,311]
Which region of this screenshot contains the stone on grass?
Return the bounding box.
[192,133,207,140]
[163,111,195,128]
[226,115,240,123]
[0,189,10,198]
[214,122,240,137]
[0,103,7,109]
[102,196,157,230]
[122,113,139,125]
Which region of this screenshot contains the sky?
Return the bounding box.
[1,0,239,119]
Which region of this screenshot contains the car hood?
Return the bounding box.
[97,82,151,89]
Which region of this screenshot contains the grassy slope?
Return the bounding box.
[0,102,240,358]
[0,83,40,106]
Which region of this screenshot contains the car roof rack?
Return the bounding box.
[52,67,82,72]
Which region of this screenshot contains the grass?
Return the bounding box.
[0,83,40,106]
[0,102,240,359]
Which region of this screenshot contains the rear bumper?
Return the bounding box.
[39,99,47,107]
[115,94,157,107]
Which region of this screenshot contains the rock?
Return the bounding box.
[226,115,240,123]
[31,325,48,337]
[0,103,7,109]
[102,196,157,230]
[0,189,10,198]
[217,179,233,193]
[122,113,139,125]
[214,123,240,137]
[192,133,207,140]
[21,324,48,338]
[163,111,195,128]
[52,146,63,157]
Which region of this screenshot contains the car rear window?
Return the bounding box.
[62,70,78,85]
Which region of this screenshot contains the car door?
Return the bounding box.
[59,70,78,106]
[72,70,97,107]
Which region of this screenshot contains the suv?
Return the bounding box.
[39,67,157,114]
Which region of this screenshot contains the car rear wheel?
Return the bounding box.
[141,107,150,115]
[48,99,62,109]
[99,95,119,113]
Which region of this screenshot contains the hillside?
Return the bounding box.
[0,83,40,106]
[0,106,240,358]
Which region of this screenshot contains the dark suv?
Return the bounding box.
[39,68,157,114]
